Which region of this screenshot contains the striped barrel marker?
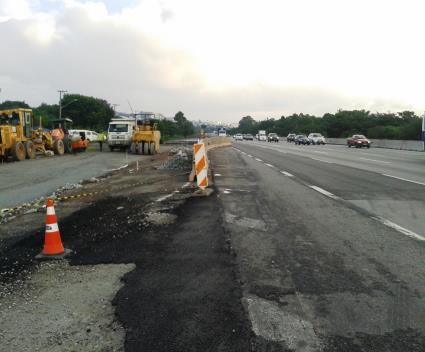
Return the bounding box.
[194,142,208,189]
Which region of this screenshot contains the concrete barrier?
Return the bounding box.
[327,138,424,152]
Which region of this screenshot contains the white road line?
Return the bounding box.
[359,157,391,164]
[360,152,384,157]
[313,151,328,154]
[265,163,274,168]
[156,193,174,202]
[372,216,425,241]
[382,174,425,186]
[280,171,294,177]
[247,154,253,157]
[255,158,263,162]
[309,185,340,200]
[310,157,333,164]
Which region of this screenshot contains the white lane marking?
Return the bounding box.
[182,182,191,188]
[360,152,384,157]
[382,174,425,186]
[310,157,333,164]
[214,173,222,177]
[309,185,340,200]
[265,163,274,168]
[247,154,253,157]
[313,151,328,154]
[223,190,231,194]
[372,216,425,242]
[280,171,294,177]
[156,193,174,202]
[255,158,263,162]
[241,151,247,155]
[359,157,391,164]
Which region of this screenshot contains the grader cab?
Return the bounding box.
[130,120,161,155]
[0,108,36,161]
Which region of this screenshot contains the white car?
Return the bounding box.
[68,129,99,142]
[234,133,243,141]
[308,133,326,145]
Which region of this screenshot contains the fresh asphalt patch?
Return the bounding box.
[0,183,257,351]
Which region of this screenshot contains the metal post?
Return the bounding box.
[422,113,425,152]
[58,89,67,119]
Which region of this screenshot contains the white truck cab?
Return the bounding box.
[107,118,136,151]
[258,130,267,141]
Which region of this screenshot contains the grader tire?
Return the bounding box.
[63,136,72,153]
[130,142,137,154]
[12,142,26,161]
[25,141,36,159]
[137,142,144,155]
[53,139,65,155]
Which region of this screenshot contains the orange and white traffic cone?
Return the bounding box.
[36,197,70,259]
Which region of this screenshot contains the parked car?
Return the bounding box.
[347,135,371,148]
[308,133,326,145]
[244,133,254,141]
[294,134,310,145]
[267,133,279,142]
[234,133,243,141]
[69,129,99,142]
[286,133,296,143]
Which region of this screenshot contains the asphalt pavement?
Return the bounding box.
[211,144,425,351]
[0,149,160,209]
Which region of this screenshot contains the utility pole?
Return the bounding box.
[112,104,119,116]
[58,89,67,119]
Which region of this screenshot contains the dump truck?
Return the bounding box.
[130,120,161,155]
[0,108,36,161]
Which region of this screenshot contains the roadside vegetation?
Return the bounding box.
[0,97,194,139]
[231,110,423,140]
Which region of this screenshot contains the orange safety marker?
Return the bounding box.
[36,198,70,259]
[194,142,208,189]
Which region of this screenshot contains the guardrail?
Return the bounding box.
[326,138,424,152]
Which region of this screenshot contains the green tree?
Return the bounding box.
[238,115,257,134]
[0,100,30,109]
[173,111,194,137]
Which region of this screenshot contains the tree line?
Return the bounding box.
[231,110,423,140]
[0,95,194,138]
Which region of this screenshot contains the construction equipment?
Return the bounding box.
[0,108,36,161]
[51,118,89,153]
[31,116,65,156]
[130,120,161,155]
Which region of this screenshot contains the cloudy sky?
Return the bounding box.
[0,0,424,122]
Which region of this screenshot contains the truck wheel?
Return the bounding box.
[25,141,36,159]
[12,142,26,161]
[130,142,137,154]
[63,136,72,153]
[53,139,65,155]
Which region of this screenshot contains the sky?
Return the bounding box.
[0,0,424,122]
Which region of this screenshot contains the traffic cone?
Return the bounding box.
[36,198,70,259]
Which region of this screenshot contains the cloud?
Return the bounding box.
[0,0,424,122]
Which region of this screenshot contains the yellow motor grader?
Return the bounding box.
[0,108,64,161]
[130,120,161,155]
[0,108,36,161]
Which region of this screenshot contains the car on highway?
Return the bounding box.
[286,133,296,143]
[347,134,371,148]
[244,133,254,141]
[267,133,279,142]
[234,133,243,141]
[294,134,310,145]
[308,133,326,145]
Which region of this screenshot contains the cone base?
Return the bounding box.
[36,248,72,260]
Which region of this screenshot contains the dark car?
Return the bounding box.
[267,133,279,142]
[347,135,371,148]
[244,133,254,141]
[286,133,296,142]
[294,134,310,145]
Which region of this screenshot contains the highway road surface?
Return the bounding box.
[211,142,425,351]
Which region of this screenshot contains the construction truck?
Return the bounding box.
[31,116,65,156]
[130,120,161,155]
[0,108,36,161]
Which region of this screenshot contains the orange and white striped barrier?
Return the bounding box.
[36,198,69,259]
[194,142,208,189]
